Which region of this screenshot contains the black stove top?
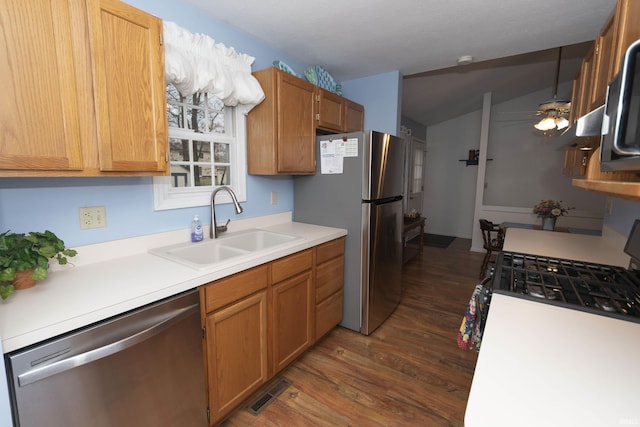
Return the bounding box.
[492,252,640,323]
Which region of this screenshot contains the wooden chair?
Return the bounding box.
[479,219,505,278]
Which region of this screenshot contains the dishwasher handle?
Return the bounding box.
[17,302,199,387]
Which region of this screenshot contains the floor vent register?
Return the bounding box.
[246,377,292,416]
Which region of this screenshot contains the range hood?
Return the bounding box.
[574,105,605,137]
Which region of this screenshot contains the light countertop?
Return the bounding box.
[465,293,640,427]
[0,213,346,354]
[503,227,630,267]
[466,225,639,426]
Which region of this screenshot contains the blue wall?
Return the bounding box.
[343,71,403,136]
[0,0,402,247]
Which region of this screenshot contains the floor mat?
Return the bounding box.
[410,233,456,248]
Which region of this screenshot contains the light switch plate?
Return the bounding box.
[79,206,107,229]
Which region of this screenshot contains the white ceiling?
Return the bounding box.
[184,0,617,127]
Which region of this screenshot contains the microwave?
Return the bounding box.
[600,38,640,171]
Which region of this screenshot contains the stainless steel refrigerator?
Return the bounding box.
[294,130,405,335]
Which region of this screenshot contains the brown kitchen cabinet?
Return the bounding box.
[316,87,365,133]
[589,10,617,110]
[271,249,313,374]
[316,88,345,131]
[570,0,640,199]
[201,266,270,425]
[0,0,167,177]
[314,237,345,340]
[570,0,640,124]
[344,99,365,132]
[247,68,317,174]
[199,241,345,424]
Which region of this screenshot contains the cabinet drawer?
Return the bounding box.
[316,237,345,264]
[271,249,312,283]
[203,265,269,313]
[316,256,344,303]
[315,290,343,339]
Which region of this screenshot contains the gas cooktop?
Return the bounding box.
[492,251,640,323]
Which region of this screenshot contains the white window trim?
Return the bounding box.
[152,109,247,210]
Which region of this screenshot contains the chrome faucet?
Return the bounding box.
[210,186,243,238]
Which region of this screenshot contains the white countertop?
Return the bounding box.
[465,293,640,427]
[0,213,346,354]
[503,227,630,267]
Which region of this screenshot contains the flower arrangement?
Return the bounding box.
[533,199,572,218]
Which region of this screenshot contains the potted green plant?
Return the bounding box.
[0,230,77,300]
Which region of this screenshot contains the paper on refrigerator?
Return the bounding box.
[319,137,358,174]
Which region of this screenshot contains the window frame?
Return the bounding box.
[152,101,247,211]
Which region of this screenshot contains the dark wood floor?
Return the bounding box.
[222,238,484,426]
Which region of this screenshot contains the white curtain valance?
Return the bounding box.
[163,21,264,113]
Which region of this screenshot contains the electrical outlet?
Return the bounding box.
[270,192,277,205]
[79,206,107,229]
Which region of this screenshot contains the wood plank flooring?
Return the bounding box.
[222,238,485,426]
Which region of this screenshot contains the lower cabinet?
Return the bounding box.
[201,266,269,424]
[200,238,344,425]
[271,250,313,374]
[314,237,345,339]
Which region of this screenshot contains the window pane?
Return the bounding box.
[167,104,184,128]
[169,138,191,162]
[170,164,191,188]
[214,166,230,186]
[187,107,206,132]
[192,140,210,161]
[214,143,229,163]
[194,165,212,187]
[206,96,224,111]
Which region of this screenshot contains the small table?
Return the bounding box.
[403,216,426,264]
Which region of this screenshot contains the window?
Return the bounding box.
[411,144,424,194]
[153,84,247,210]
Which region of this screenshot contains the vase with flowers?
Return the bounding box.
[533,199,573,231]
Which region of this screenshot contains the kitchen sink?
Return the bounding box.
[217,229,299,252]
[149,229,301,270]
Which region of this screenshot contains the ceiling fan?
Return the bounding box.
[533,47,571,132]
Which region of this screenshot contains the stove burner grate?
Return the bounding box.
[493,252,640,322]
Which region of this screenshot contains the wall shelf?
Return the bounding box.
[458,159,493,166]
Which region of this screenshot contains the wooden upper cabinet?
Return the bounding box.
[590,10,617,109]
[344,99,365,132]
[0,0,84,172]
[87,0,167,173]
[577,45,595,121]
[316,88,365,133]
[569,70,582,125]
[316,88,345,131]
[0,0,167,176]
[610,0,640,78]
[247,68,316,175]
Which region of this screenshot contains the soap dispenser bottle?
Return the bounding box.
[191,215,203,242]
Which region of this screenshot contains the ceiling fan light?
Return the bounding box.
[555,116,569,130]
[534,116,556,131]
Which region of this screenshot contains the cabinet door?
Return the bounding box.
[87,0,168,172]
[276,72,316,173]
[344,99,364,132]
[576,46,595,120]
[611,0,640,78]
[271,271,313,374]
[0,0,83,171]
[590,11,617,109]
[205,291,268,424]
[316,88,344,131]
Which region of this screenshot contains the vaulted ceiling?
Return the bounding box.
[184,0,617,126]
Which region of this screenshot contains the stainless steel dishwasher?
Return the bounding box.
[5,289,207,427]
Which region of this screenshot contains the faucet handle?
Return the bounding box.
[216,219,231,233]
